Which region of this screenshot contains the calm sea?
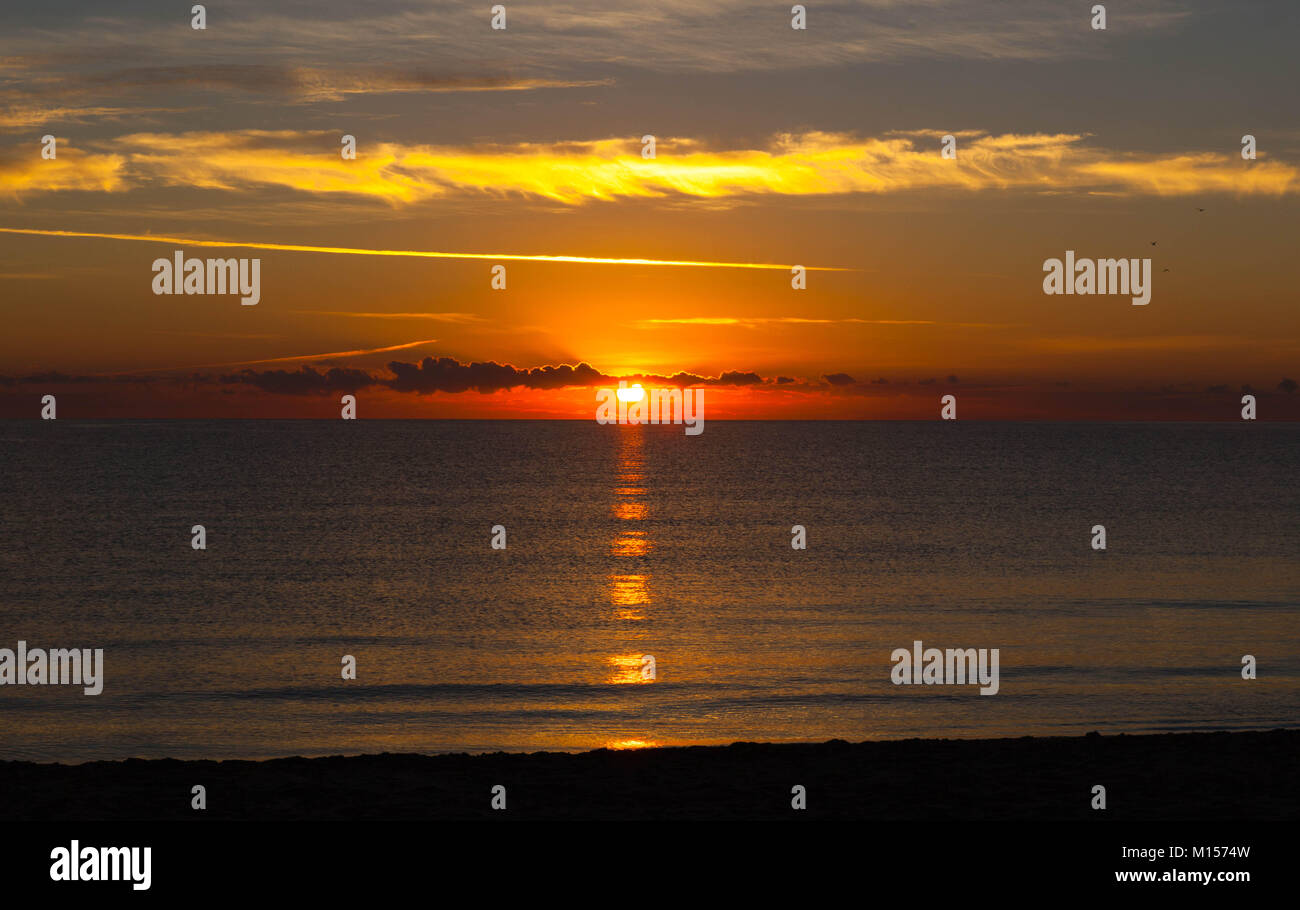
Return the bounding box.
[1,420,1297,762]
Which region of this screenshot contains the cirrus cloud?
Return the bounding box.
[6,129,1293,203]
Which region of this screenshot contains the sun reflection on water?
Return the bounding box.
[605,427,655,685]
[607,653,653,684]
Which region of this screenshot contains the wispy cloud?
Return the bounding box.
[290,310,488,323]
[6,130,1291,204]
[204,338,443,368]
[0,104,185,130]
[637,316,1010,328]
[0,145,126,196]
[0,227,841,271]
[114,338,442,376]
[5,64,610,106]
[638,317,909,327]
[0,1,1194,78]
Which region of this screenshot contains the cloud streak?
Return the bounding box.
[0,227,837,271]
[4,130,1292,204]
[290,310,488,323]
[6,356,836,396]
[174,338,442,372]
[637,316,1012,328]
[0,0,1194,79]
[5,64,609,105]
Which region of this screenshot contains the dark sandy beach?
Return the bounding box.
[2,730,1295,821]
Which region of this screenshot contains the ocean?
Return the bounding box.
[2,419,1297,762]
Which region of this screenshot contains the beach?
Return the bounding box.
[3,730,1295,821]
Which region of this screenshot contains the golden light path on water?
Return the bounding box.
[605,428,665,748]
[609,425,651,621]
[604,425,660,749]
[0,227,850,271]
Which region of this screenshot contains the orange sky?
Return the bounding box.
[2,0,1297,419]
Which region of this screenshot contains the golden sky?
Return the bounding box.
[2,0,1297,418]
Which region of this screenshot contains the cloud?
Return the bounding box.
[377,360,786,395]
[190,359,975,398]
[14,354,1288,412]
[0,1,1195,83]
[291,310,488,324]
[1077,152,1296,196]
[8,129,1294,203]
[0,227,822,271]
[375,360,770,395]
[227,366,377,395]
[7,356,841,397]
[385,357,613,394]
[638,316,1013,329]
[118,338,441,375]
[0,145,126,197]
[13,64,608,104]
[0,105,180,130]
[124,129,1290,204]
[639,316,933,327]
[712,370,764,386]
[211,338,441,368]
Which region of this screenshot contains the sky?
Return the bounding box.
[1,0,1297,418]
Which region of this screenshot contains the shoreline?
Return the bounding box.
[2,729,1296,821]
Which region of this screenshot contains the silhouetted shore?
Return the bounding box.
[2,730,1295,821]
